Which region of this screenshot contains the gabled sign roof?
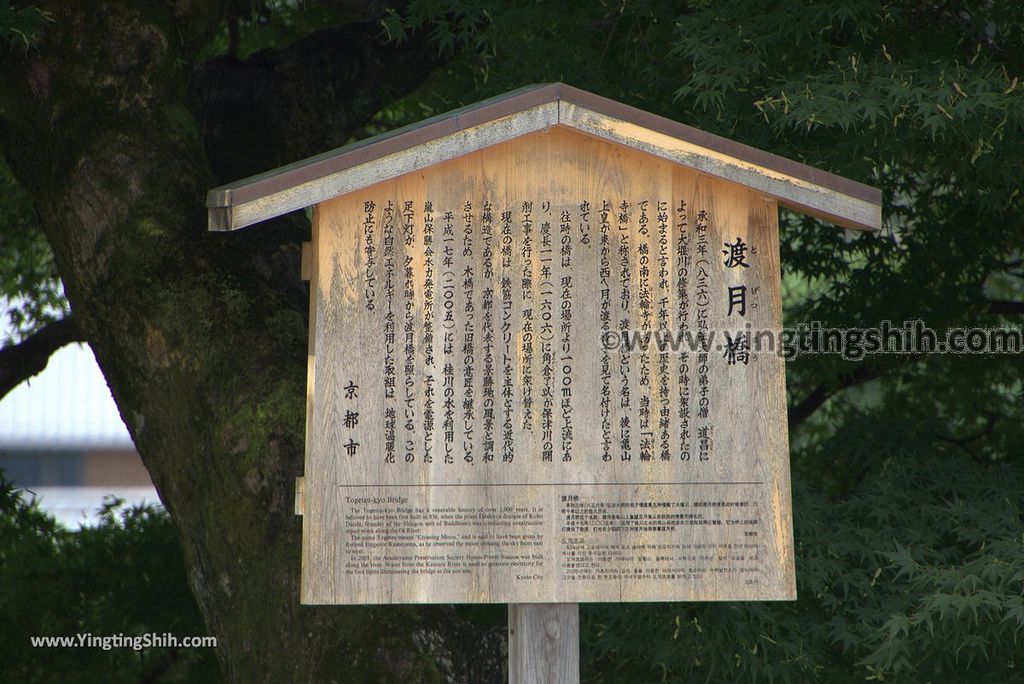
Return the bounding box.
[207,82,882,233]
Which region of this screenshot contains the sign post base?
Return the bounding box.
[508,603,579,684]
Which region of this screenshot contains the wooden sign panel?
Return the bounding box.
[300,126,795,604]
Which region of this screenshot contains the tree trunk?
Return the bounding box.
[0,3,503,681]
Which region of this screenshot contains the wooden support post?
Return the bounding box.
[508,603,579,684]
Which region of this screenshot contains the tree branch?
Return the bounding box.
[788,364,886,430]
[936,411,997,446]
[191,22,441,185]
[0,5,488,680]
[0,316,84,400]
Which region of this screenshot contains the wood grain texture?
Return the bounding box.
[300,127,796,604]
[509,604,579,684]
[295,477,306,516]
[300,241,312,281]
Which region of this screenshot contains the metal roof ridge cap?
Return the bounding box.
[208,186,231,208]
[205,81,882,227]
[207,83,563,208]
[453,82,560,131]
[556,84,882,206]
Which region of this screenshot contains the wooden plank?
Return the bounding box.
[300,241,312,281]
[208,84,561,210]
[295,477,306,516]
[300,126,795,604]
[557,84,880,205]
[221,103,560,231]
[560,102,880,231]
[303,212,320,460]
[207,83,881,233]
[299,208,320,597]
[508,604,579,684]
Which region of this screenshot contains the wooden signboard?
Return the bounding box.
[207,84,882,608]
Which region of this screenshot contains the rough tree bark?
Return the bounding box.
[0,2,503,681]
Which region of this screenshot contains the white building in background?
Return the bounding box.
[0,342,161,527]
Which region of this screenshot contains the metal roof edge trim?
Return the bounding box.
[206,82,882,231]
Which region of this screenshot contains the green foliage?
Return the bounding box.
[0,158,66,343]
[0,475,219,683]
[368,0,684,137]
[382,2,1024,681]
[201,0,383,59]
[0,0,50,50]
[581,425,1024,683]
[1,1,1022,681]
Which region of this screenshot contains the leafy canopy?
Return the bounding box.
[0,0,1022,681]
